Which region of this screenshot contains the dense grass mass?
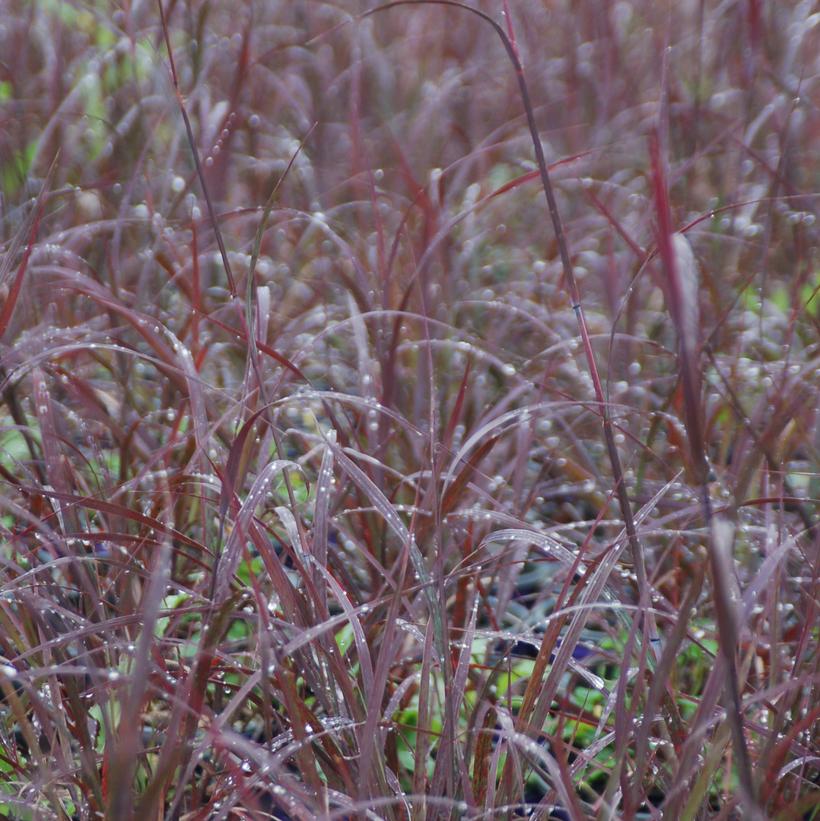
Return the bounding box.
[0,1,818,818]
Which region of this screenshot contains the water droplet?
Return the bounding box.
[0,663,17,679]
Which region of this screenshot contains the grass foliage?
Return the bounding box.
[0,1,818,818]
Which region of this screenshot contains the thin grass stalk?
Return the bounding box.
[0,155,56,342]
[362,0,653,626]
[497,11,656,647]
[649,134,758,814]
[156,0,236,299]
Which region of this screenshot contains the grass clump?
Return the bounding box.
[0,1,817,818]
